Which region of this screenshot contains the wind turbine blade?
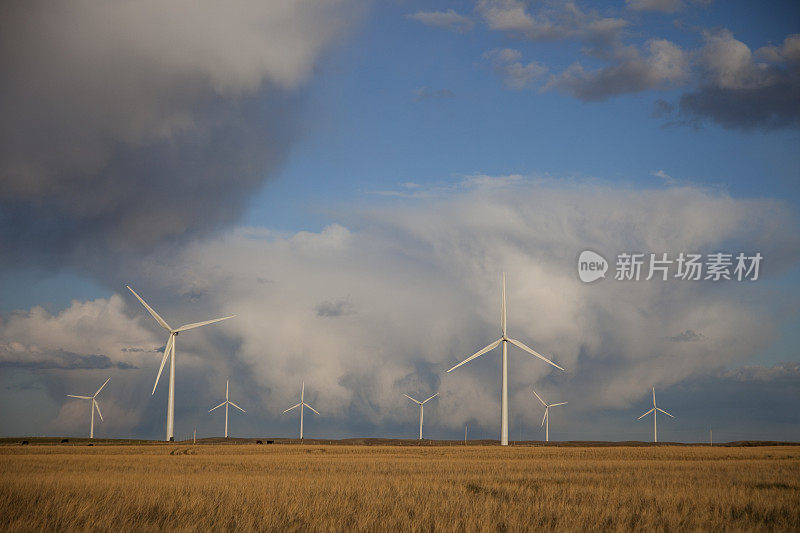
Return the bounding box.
[126,286,171,331]
[403,394,421,405]
[550,402,568,407]
[152,335,173,395]
[637,408,655,420]
[423,392,439,404]
[541,409,547,427]
[447,338,502,373]
[657,408,675,418]
[532,389,547,407]
[174,315,236,332]
[93,400,103,422]
[507,338,565,371]
[67,395,92,399]
[653,387,656,407]
[283,403,301,414]
[94,377,110,397]
[501,272,507,336]
[229,401,246,413]
[305,403,320,415]
[208,401,226,412]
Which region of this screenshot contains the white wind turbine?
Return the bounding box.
[208,379,246,438]
[532,389,567,442]
[127,285,235,441]
[447,273,565,445]
[404,392,439,440]
[637,387,675,443]
[283,382,319,439]
[67,378,110,439]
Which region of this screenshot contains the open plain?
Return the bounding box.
[1,443,798,531]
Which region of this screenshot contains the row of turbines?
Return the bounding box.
[67,277,675,444]
[68,376,318,440]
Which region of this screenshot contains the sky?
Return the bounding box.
[1,0,798,443]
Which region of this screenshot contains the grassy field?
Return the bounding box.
[1,444,798,531]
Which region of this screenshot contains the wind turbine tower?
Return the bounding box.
[127,285,235,441]
[66,378,110,439]
[209,379,246,438]
[404,392,438,440]
[446,273,565,445]
[637,387,675,443]
[283,382,319,439]
[532,389,567,442]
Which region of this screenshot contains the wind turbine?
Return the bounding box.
[67,378,110,439]
[404,392,438,440]
[446,273,565,445]
[637,387,675,443]
[126,285,235,441]
[208,379,246,438]
[283,382,319,439]
[532,389,567,442]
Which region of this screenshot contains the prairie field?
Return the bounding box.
[1,444,798,532]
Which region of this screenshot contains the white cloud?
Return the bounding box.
[477,0,628,47]
[675,31,800,130]
[408,9,474,33]
[545,38,688,100]
[483,48,548,89]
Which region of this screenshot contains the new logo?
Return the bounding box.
[578,250,608,283]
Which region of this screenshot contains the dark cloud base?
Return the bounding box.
[0,350,137,371]
[679,81,800,131]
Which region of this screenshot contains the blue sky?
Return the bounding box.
[0,1,798,441]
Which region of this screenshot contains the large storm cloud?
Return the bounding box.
[2,178,798,440]
[0,0,362,269]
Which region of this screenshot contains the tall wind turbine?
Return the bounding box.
[208,379,246,438]
[532,389,567,442]
[283,382,319,439]
[67,378,110,439]
[126,285,235,441]
[637,387,675,443]
[446,273,565,446]
[404,392,438,440]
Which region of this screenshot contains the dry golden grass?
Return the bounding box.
[1,444,798,531]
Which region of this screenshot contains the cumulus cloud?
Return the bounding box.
[408,9,474,33]
[545,39,688,100]
[0,295,160,370]
[0,0,361,270]
[483,48,548,89]
[475,2,795,131]
[477,0,628,48]
[2,178,797,439]
[673,32,800,130]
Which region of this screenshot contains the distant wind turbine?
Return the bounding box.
[532,389,567,442]
[446,273,565,445]
[637,387,675,443]
[67,378,110,439]
[127,285,235,441]
[209,379,246,438]
[283,382,319,439]
[404,392,438,440]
